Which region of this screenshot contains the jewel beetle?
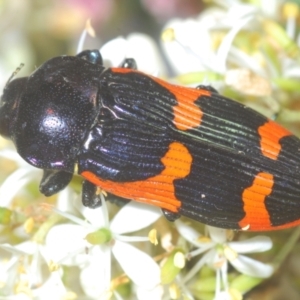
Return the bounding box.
[1,49,300,231]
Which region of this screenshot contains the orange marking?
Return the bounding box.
[271,219,300,230]
[111,68,134,74]
[81,141,193,212]
[111,68,211,131]
[239,172,274,231]
[258,120,292,160]
[151,77,210,131]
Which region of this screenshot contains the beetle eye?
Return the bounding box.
[0,77,28,139]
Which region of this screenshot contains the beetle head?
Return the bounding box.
[0,54,104,172]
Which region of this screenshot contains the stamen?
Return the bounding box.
[76,19,96,54]
[283,2,299,40]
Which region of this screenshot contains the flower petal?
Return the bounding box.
[229,236,272,253]
[112,240,160,289]
[0,149,26,164]
[214,290,232,300]
[110,202,161,234]
[74,196,106,228]
[100,37,127,67]
[183,250,215,284]
[32,271,67,300]
[80,246,111,298]
[0,167,40,206]
[1,241,36,255]
[44,224,88,265]
[216,15,253,73]
[56,187,78,213]
[162,18,211,74]
[136,284,164,300]
[126,33,166,75]
[207,226,227,243]
[230,254,273,278]
[101,33,166,75]
[175,220,204,247]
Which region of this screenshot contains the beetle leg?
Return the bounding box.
[39,170,73,196]
[82,180,102,208]
[196,84,219,93]
[120,58,137,70]
[76,49,103,65]
[161,209,181,222]
[82,179,131,209]
[107,195,130,207]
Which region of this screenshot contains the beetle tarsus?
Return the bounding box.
[76,49,103,65]
[162,209,181,222]
[120,58,137,70]
[107,195,130,207]
[196,84,218,93]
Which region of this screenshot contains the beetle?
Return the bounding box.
[1,49,300,231]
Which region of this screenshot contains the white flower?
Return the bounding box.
[0,188,74,298]
[77,23,167,76]
[161,0,300,101]
[44,194,162,298]
[0,240,69,299]
[100,34,167,76]
[0,149,41,208]
[161,5,257,76]
[176,221,273,299]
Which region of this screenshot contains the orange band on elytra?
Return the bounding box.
[258,120,291,160]
[239,172,274,230]
[81,142,193,213]
[151,77,210,131]
[111,68,210,131]
[153,78,211,130]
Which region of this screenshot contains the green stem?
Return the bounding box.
[272,227,300,270]
[33,213,64,244]
[277,109,300,124]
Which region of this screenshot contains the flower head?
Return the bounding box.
[45,194,162,298]
[176,221,273,299]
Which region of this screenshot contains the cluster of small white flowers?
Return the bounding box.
[1,0,298,299]
[176,221,273,299]
[47,192,163,299]
[161,0,300,119]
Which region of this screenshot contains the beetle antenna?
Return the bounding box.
[5,63,25,89]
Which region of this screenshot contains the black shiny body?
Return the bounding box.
[0,51,104,196]
[0,51,152,206]
[2,50,300,231]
